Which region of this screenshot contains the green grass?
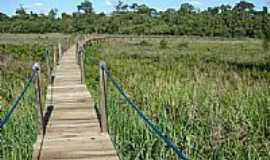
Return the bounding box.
[0,33,73,46]
[85,37,270,160]
[0,76,37,160]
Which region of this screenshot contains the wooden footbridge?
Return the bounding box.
[0,35,187,160]
[32,37,119,160]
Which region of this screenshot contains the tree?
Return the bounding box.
[49,9,58,19]
[116,1,123,12]
[137,4,154,16]
[161,9,177,24]
[16,5,27,16]
[220,4,232,12]
[15,5,29,20]
[234,1,255,11]
[77,0,93,14]
[115,1,129,13]
[130,3,139,11]
[180,3,195,14]
[29,11,38,19]
[207,7,220,15]
[0,0,268,38]
[0,12,8,21]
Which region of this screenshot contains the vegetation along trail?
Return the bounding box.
[85,37,270,160]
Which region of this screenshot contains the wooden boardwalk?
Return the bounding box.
[32,45,119,160]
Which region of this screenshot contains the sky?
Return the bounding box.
[0,0,268,16]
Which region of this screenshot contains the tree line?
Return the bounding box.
[0,0,269,38]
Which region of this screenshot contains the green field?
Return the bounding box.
[85,37,270,159]
[0,35,269,160]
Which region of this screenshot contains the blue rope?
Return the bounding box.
[0,72,36,129]
[101,65,188,160]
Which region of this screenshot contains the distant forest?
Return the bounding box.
[0,0,269,38]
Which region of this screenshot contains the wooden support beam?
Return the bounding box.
[32,63,45,135]
[57,42,62,65]
[53,46,56,68]
[76,41,79,64]
[99,61,108,133]
[46,49,51,85]
[80,47,85,84]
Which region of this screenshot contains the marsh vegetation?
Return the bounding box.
[85,37,270,160]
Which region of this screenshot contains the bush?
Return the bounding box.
[138,40,152,46]
[177,42,189,50]
[159,39,168,49]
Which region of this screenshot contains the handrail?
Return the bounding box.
[0,72,36,129]
[0,37,90,129]
[0,49,52,130]
[100,63,188,160]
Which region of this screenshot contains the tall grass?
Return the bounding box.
[0,73,37,160]
[85,38,270,159]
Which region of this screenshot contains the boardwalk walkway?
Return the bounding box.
[32,45,118,160]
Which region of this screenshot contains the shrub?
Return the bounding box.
[177,42,189,50]
[138,40,152,46]
[159,39,168,49]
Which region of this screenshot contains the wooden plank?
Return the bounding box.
[33,42,118,160]
[39,149,118,160]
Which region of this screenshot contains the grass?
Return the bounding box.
[0,34,73,160]
[85,37,270,160]
[0,33,73,46]
[0,75,37,160]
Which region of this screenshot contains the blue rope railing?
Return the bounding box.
[0,49,49,129]
[0,72,36,129]
[101,64,188,160]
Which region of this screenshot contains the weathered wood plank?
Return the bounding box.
[32,42,118,160]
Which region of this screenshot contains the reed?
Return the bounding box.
[85,37,270,160]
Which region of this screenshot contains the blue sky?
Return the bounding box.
[0,0,268,16]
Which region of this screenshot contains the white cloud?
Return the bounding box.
[24,2,49,14]
[34,2,44,7]
[190,1,202,5]
[183,0,202,6]
[105,0,113,6]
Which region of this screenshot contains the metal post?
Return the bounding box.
[99,61,108,132]
[32,63,45,135]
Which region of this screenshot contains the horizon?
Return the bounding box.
[0,0,268,16]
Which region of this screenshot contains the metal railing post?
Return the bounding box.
[99,61,108,133]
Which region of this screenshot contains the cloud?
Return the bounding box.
[24,2,49,14]
[190,1,202,5]
[183,0,202,5]
[34,2,44,7]
[105,0,113,6]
